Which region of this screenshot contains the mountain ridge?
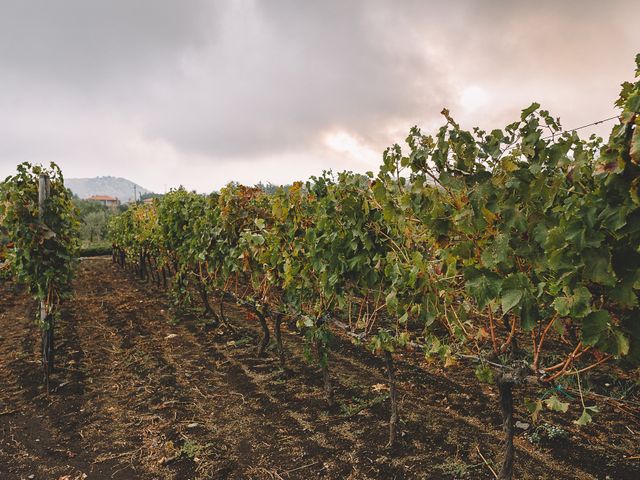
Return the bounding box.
[65,176,151,203]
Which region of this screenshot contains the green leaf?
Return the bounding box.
[552,286,592,318]
[614,330,630,356]
[253,233,265,245]
[521,102,541,120]
[583,249,616,286]
[630,126,640,163]
[520,296,540,331]
[474,364,494,384]
[626,91,640,113]
[385,290,398,310]
[610,278,638,308]
[581,310,610,346]
[464,268,502,310]
[552,296,571,316]
[501,289,523,315]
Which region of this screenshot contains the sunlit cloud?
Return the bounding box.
[459,85,490,112]
[324,131,379,170]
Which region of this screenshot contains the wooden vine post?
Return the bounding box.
[497,373,515,480]
[385,350,399,448]
[38,173,54,390]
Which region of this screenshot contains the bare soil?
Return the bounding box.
[0,257,638,479]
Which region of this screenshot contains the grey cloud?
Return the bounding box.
[0,1,216,91]
[144,1,449,158]
[0,0,638,191]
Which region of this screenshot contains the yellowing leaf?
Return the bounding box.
[544,395,569,413]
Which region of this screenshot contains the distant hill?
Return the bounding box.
[65,176,151,203]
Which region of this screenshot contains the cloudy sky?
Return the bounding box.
[0,1,638,193]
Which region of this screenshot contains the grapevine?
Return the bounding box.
[1,162,79,389]
[107,54,640,479]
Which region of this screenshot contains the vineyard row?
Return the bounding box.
[107,56,640,480]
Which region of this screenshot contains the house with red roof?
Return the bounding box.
[88,195,120,207]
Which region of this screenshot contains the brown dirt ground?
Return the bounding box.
[0,257,638,480]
